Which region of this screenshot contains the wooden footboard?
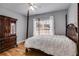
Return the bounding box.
[25,48,52,56]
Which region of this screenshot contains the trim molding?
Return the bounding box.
[17,40,25,44]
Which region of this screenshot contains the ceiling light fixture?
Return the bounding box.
[30,6,35,11]
[28,3,37,11]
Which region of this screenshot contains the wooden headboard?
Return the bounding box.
[66,24,78,43]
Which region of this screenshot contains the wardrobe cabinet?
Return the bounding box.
[0,15,17,52]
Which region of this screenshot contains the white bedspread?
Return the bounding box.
[25,35,77,56]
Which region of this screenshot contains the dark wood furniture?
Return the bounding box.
[66,24,78,43]
[0,15,17,52]
[77,3,79,56]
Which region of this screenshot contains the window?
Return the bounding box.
[33,16,54,36]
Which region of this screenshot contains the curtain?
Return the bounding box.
[33,16,54,36]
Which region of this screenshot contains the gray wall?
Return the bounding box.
[0,7,27,44]
[67,3,78,27]
[28,10,67,37]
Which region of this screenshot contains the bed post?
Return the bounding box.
[77,3,79,56]
[26,48,32,52]
[26,48,29,52]
[26,10,29,39]
[65,14,67,36]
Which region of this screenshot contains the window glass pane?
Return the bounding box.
[33,16,54,36]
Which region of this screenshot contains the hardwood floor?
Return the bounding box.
[0,42,51,56]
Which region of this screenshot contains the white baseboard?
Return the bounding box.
[17,40,25,44]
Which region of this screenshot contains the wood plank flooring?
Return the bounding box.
[0,42,51,56]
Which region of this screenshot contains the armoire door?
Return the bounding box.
[4,17,10,37]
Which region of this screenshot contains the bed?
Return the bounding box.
[25,24,78,56]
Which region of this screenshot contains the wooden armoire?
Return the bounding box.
[0,15,17,52]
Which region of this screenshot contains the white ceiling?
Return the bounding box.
[0,3,71,16]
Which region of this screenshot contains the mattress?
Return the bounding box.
[25,35,77,56]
